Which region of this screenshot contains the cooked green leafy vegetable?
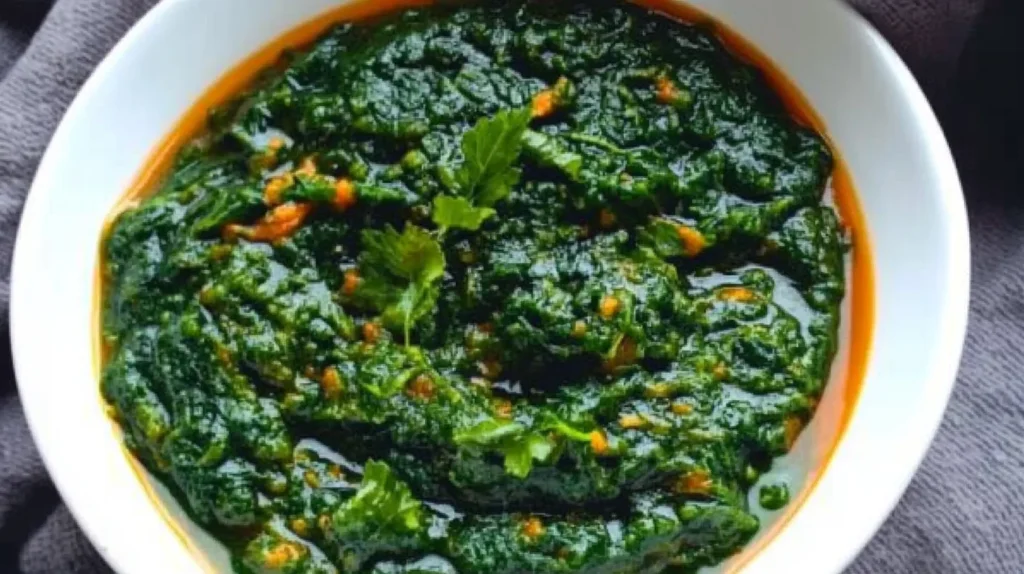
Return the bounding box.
[101,2,849,573]
[522,130,583,181]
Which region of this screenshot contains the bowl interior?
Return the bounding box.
[10,1,968,573]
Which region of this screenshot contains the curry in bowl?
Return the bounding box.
[99,1,860,572]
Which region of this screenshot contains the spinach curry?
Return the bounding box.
[100,1,849,573]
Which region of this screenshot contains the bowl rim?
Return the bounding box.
[10,1,970,573]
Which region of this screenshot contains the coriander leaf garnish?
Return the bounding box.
[458,107,532,205]
[432,195,496,231]
[454,418,557,479]
[352,224,445,346]
[453,413,608,479]
[433,107,532,232]
[328,461,425,572]
[453,419,526,447]
[333,461,424,534]
[502,433,556,479]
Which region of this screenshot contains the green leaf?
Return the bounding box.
[362,366,422,399]
[389,282,442,344]
[430,108,532,235]
[286,174,335,203]
[638,217,688,259]
[522,130,583,181]
[476,167,522,209]
[502,433,556,479]
[454,419,556,479]
[334,461,422,534]
[436,165,459,194]
[355,183,420,207]
[456,107,532,207]
[279,175,419,208]
[355,225,445,344]
[526,433,555,460]
[189,184,264,236]
[540,413,594,443]
[453,419,525,447]
[361,225,444,284]
[502,439,534,479]
[330,461,426,571]
[432,195,496,231]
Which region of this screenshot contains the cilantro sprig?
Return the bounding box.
[433,107,533,232]
[328,460,425,571]
[453,419,554,479]
[352,225,445,346]
[453,414,601,479]
[349,108,533,345]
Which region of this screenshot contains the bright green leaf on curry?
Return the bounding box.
[100,2,849,573]
[500,432,555,479]
[431,195,495,232]
[432,107,532,232]
[352,225,445,345]
[454,418,557,478]
[454,107,532,207]
[453,419,525,447]
[328,461,427,572]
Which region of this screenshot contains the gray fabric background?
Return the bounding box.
[0,0,1020,572]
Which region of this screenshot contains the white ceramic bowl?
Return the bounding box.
[10,0,970,573]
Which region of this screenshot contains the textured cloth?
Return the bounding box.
[0,0,1020,572]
